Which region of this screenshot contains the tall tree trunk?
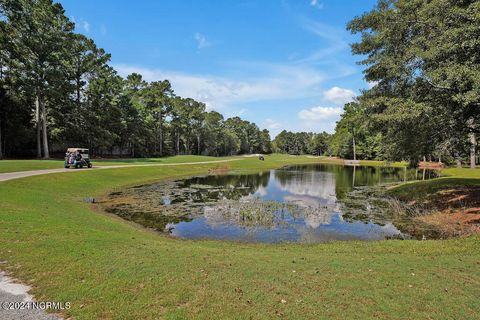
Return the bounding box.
[470,131,476,169]
[175,129,180,155]
[469,118,476,169]
[197,134,201,155]
[76,77,81,106]
[352,131,356,161]
[159,114,163,156]
[0,118,3,159]
[35,95,42,158]
[39,95,49,158]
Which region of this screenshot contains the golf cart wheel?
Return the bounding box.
[75,164,79,169]
[64,165,70,169]
[88,163,92,168]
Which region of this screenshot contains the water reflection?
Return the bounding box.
[103,164,438,243]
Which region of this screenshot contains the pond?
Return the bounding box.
[103,164,439,243]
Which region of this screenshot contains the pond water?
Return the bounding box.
[104,164,439,243]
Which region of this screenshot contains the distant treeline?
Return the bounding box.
[0,0,271,158]
[273,131,332,156]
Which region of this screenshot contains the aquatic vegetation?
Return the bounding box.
[99,164,438,242]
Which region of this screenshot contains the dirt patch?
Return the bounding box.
[208,165,230,175]
[416,208,480,237]
[413,186,480,237]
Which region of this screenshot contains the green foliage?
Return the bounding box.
[273,130,332,155]
[333,0,480,165]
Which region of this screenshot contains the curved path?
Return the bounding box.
[0,158,243,182]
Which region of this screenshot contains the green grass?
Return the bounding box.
[388,167,480,203]
[0,159,64,173]
[0,155,231,173]
[0,154,408,174]
[0,155,479,319]
[359,159,407,168]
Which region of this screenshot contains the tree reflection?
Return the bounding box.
[102,164,439,241]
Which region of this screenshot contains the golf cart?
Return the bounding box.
[65,148,93,169]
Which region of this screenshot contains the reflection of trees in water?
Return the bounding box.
[179,171,271,201]
[103,165,440,239]
[277,164,437,200]
[103,172,271,232]
[202,199,337,230]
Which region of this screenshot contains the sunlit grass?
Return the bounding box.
[0,155,231,173]
[0,155,478,319]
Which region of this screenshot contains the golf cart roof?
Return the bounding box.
[67,148,89,153]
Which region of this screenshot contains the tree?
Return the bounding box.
[2,0,75,158]
[259,129,273,154]
[347,0,479,167]
[309,132,331,156]
[118,73,147,157]
[142,80,173,156]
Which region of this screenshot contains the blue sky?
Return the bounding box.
[60,0,377,136]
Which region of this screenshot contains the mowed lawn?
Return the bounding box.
[388,166,480,203]
[0,155,234,173]
[0,155,479,319]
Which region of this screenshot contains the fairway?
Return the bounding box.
[1,0,479,318]
[0,155,479,319]
[0,155,232,173]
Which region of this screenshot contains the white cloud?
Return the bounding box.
[81,19,90,33]
[264,118,282,129]
[194,32,211,49]
[298,106,342,121]
[71,16,90,34]
[323,86,355,105]
[297,106,342,132]
[310,0,324,9]
[226,108,247,118]
[114,63,325,111]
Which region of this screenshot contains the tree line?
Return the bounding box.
[0,0,272,158]
[273,131,332,156]
[330,0,479,168]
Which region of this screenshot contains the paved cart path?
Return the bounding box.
[0,158,243,182]
[0,271,60,320]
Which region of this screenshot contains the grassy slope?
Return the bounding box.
[388,167,480,202]
[0,155,479,319]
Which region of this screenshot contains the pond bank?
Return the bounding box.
[387,174,480,238]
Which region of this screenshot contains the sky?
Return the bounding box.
[60,0,378,137]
